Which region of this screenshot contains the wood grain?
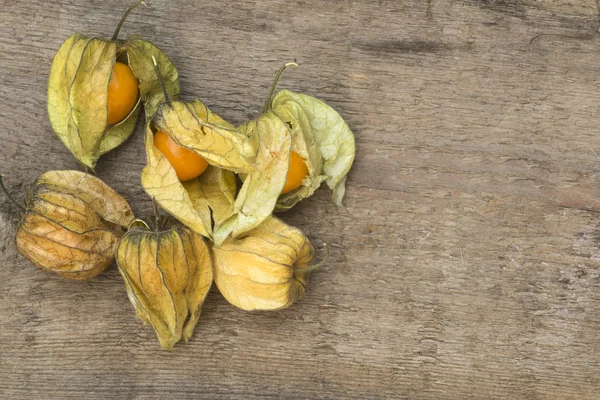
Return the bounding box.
[1,0,600,398]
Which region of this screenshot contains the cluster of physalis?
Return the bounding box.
[1,1,354,349]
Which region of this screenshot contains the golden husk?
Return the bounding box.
[15,170,134,280]
[212,216,315,311]
[116,221,213,350]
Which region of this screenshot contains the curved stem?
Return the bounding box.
[295,242,329,274]
[152,55,171,106]
[263,62,298,113]
[111,0,146,41]
[128,218,151,231]
[0,174,26,212]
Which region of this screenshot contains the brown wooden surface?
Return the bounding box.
[1,0,600,398]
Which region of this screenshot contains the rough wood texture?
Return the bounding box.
[1,1,599,398]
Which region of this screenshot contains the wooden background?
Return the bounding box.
[1,0,599,398]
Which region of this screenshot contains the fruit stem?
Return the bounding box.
[0,174,26,212]
[263,62,298,113]
[152,197,160,233]
[152,55,171,106]
[295,242,329,274]
[111,0,147,41]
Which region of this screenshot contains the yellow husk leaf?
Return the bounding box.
[15,170,134,280]
[213,111,292,244]
[47,31,179,169]
[70,39,117,156]
[141,124,213,238]
[141,100,250,240]
[153,100,255,173]
[47,35,123,169]
[196,166,237,226]
[116,222,213,349]
[47,33,90,161]
[212,216,315,311]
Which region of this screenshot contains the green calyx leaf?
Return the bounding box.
[47,28,179,170]
[47,34,142,170]
[271,95,325,211]
[213,111,292,244]
[271,90,355,207]
[97,98,142,156]
[124,36,180,121]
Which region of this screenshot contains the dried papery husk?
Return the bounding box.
[267,76,355,209]
[116,218,213,350]
[142,61,354,246]
[212,216,322,311]
[47,1,179,170]
[141,98,254,242]
[212,111,292,244]
[5,171,135,280]
[140,60,293,245]
[125,36,180,122]
[142,103,291,245]
[236,62,356,210]
[271,89,355,209]
[215,63,356,237]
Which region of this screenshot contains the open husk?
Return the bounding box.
[47,1,179,170]
[141,63,355,246]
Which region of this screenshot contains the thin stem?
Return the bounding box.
[263,62,298,113]
[295,242,329,274]
[111,0,146,41]
[79,161,95,175]
[152,197,160,233]
[0,174,26,212]
[152,55,171,106]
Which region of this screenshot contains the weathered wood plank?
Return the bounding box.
[1,0,600,398]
